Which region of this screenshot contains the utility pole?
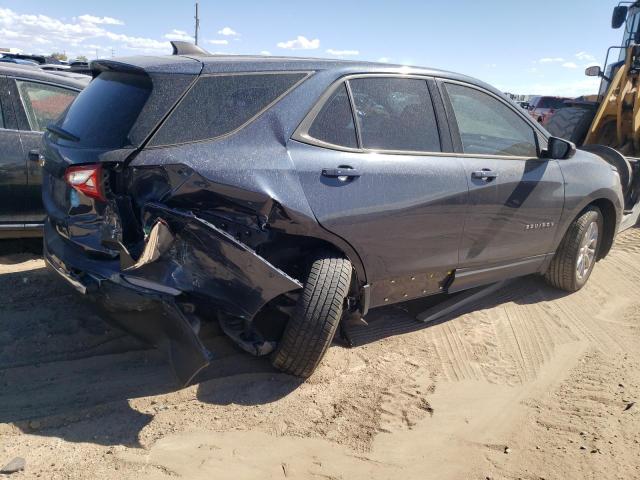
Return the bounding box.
[194,1,200,45]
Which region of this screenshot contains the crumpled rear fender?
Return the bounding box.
[123,202,304,321]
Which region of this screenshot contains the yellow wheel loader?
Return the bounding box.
[545,1,640,230]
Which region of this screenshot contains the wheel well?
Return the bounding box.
[588,198,617,260]
[256,234,360,289]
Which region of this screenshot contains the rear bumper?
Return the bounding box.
[44,218,212,386]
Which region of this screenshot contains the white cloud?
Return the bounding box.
[77,14,124,25]
[218,27,238,36]
[260,50,271,56]
[538,57,565,63]
[562,62,578,69]
[164,29,193,42]
[0,7,170,58]
[208,39,228,45]
[326,48,359,56]
[277,36,320,50]
[485,63,497,68]
[377,57,390,63]
[575,51,596,62]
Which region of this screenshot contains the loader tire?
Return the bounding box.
[545,107,596,146]
[545,207,603,292]
[272,251,352,378]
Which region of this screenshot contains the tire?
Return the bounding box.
[545,207,603,292]
[545,107,596,146]
[271,251,352,378]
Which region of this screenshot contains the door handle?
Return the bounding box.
[471,169,498,180]
[322,167,361,180]
[28,149,44,167]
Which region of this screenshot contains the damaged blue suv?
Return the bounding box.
[42,42,623,385]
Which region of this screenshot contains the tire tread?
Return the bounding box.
[272,251,352,378]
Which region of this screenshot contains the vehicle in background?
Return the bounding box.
[0,64,87,238]
[69,61,92,75]
[42,42,623,385]
[544,1,640,232]
[0,57,39,66]
[527,96,571,124]
[516,100,530,110]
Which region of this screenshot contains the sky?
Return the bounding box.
[0,0,624,96]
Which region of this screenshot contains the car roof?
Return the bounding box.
[0,63,88,89]
[93,54,508,99]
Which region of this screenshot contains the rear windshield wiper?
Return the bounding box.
[46,124,80,142]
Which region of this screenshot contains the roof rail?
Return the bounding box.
[170,41,210,56]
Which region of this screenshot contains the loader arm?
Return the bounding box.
[586,44,640,155]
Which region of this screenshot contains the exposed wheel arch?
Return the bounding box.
[256,233,362,292]
[588,198,617,260]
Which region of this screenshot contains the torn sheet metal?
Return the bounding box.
[93,281,211,386]
[129,202,303,322]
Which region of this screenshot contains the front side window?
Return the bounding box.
[349,77,440,152]
[151,72,307,146]
[16,80,77,132]
[307,83,357,148]
[445,83,538,157]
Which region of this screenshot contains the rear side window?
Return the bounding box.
[349,77,440,152]
[57,72,151,148]
[445,83,537,157]
[307,83,357,148]
[16,80,77,132]
[150,73,306,146]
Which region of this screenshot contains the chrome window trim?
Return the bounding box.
[293,73,548,160]
[146,70,314,149]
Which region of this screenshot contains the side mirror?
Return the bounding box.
[585,65,602,77]
[544,136,576,160]
[612,5,628,29]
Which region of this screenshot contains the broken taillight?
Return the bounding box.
[64,164,106,202]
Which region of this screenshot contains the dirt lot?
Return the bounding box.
[1,228,639,479]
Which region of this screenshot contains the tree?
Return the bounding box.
[50,52,68,61]
[75,55,88,62]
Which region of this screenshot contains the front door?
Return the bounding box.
[442,82,564,273]
[290,76,469,307]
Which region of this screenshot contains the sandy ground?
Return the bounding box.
[1,228,639,479]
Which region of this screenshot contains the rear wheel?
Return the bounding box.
[545,207,603,292]
[271,251,352,378]
[545,107,596,146]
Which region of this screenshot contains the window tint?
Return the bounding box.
[349,78,440,152]
[16,80,77,132]
[445,83,538,157]
[57,72,151,148]
[308,83,357,148]
[151,73,306,145]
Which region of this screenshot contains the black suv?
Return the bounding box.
[0,64,87,238]
[42,44,623,384]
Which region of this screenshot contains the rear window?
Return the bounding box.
[56,72,151,149]
[150,73,307,146]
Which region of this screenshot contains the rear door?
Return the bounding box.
[290,75,469,307]
[0,75,29,226]
[440,81,564,279]
[8,77,79,223]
